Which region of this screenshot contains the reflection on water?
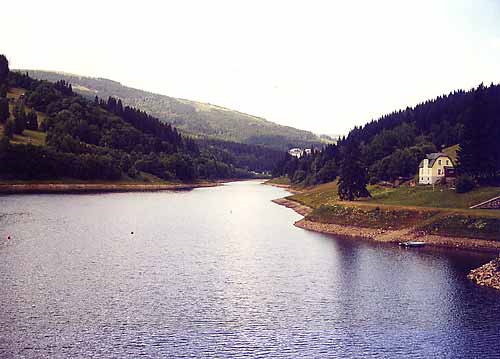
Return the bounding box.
[0,181,499,358]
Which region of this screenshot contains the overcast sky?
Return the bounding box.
[2,0,500,134]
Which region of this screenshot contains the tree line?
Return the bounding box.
[274,83,500,199]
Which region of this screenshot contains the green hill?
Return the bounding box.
[1,60,275,183]
[19,70,322,151]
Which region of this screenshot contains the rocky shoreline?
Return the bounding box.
[273,196,500,291]
[468,256,500,290]
[0,182,219,194]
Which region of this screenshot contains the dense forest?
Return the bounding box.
[274,83,500,189]
[22,70,324,151]
[0,55,274,182]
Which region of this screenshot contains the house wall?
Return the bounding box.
[418,156,454,185]
[430,156,452,183]
[419,159,431,184]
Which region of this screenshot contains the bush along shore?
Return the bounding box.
[271,186,500,291]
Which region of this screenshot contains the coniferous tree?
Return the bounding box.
[457,85,499,181]
[13,101,27,134]
[0,98,9,123]
[26,111,38,130]
[0,54,8,85]
[117,99,124,116]
[338,140,370,201]
[4,119,15,138]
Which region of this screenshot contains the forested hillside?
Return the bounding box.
[274,83,500,187]
[21,70,323,151]
[0,56,273,182]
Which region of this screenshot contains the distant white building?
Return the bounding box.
[288,148,312,158]
[288,148,303,158]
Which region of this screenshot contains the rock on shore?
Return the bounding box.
[468,256,500,290]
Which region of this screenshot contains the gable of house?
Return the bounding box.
[418,153,454,184]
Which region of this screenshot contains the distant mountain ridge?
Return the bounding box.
[19,70,323,151]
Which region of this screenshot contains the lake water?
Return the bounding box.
[1,181,500,358]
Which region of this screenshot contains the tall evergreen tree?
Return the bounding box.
[4,119,15,138]
[26,111,38,130]
[0,54,9,85]
[13,101,27,134]
[457,84,499,181]
[0,98,9,123]
[338,140,370,201]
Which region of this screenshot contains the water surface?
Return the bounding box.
[1,181,499,358]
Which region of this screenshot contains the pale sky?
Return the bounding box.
[2,0,500,134]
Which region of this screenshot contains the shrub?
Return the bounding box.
[455,174,475,193]
[292,170,306,184]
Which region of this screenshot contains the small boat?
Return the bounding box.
[398,241,426,248]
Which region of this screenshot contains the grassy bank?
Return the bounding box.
[283,180,500,242]
[0,171,224,193]
[288,180,500,210]
[0,181,219,194]
[265,176,291,186]
[419,214,500,241]
[308,204,438,230]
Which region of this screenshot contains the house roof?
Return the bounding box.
[418,152,451,168]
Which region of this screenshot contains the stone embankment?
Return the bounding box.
[470,196,500,210]
[468,256,500,290]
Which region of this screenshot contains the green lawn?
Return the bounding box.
[11,129,47,146]
[1,124,47,146]
[369,185,500,209]
[266,176,291,185]
[288,179,499,211]
[288,181,339,208]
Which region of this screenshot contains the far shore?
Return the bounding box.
[0,181,220,194]
[273,197,500,254]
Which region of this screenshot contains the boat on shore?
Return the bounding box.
[399,241,426,248]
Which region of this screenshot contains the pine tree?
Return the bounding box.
[117,99,124,116]
[4,119,15,138]
[0,98,9,123]
[338,140,370,200]
[13,101,27,134]
[0,54,8,85]
[26,111,38,130]
[457,85,498,181]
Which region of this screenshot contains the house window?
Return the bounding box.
[438,160,441,165]
[438,169,441,175]
[446,160,449,165]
